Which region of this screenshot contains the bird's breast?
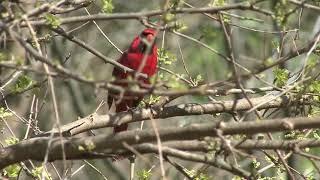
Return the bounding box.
[127,53,157,77]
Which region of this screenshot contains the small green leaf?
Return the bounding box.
[194,74,204,85]
[272,40,280,54]
[273,68,289,87]
[0,107,13,119]
[252,158,261,168]
[45,13,61,29]
[136,169,152,180]
[174,21,188,32]
[5,137,19,145]
[84,139,96,151]
[163,13,175,23]
[12,75,33,93]
[3,164,21,178]
[264,57,274,66]
[309,106,320,117]
[78,145,85,151]
[309,80,320,93]
[102,0,114,13]
[273,1,289,27]
[209,0,225,6]
[147,95,161,104]
[222,14,230,23]
[232,176,243,180]
[31,166,43,177]
[32,166,52,179]
[157,48,177,66]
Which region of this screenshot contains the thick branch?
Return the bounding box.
[42,95,300,137]
[234,139,320,150]
[3,115,320,169]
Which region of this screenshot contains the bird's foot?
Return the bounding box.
[111,155,126,162]
[111,154,135,162]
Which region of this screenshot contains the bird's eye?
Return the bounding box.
[141,31,150,36]
[140,33,148,38]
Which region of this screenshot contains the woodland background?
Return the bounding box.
[1,0,320,179]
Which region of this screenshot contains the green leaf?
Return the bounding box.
[12,75,33,93]
[102,0,114,13]
[0,107,13,119]
[209,0,225,6]
[264,57,274,66]
[80,139,96,152]
[5,137,19,145]
[309,106,320,117]
[31,166,42,178]
[174,21,188,32]
[163,13,175,23]
[157,48,177,66]
[222,14,230,23]
[273,1,289,27]
[78,145,85,151]
[313,130,320,140]
[194,74,204,86]
[45,13,61,29]
[3,164,21,178]
[136,169,152,180]
[147,95,161,104]
[32,166,52,180]
[309,80,320,93]
[252,158,261,168]
[273,68,289,87]
[272,40,280,54]
[232,176,243,180]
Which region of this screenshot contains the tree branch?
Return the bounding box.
[3,115,320,173]
[25,3,272,27]
[42,95,298,137]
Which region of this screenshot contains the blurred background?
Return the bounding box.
[1,0,320,179]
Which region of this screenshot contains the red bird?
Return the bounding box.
[108,28,158,133]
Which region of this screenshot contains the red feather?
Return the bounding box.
[108,28,158,133]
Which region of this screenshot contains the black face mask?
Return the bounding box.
[138,35,156,54]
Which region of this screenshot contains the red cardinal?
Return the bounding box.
[108,28,158,133]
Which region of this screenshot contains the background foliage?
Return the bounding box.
[1,0,320,179]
